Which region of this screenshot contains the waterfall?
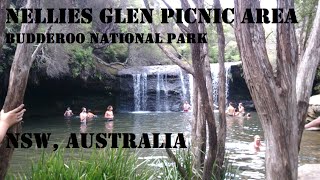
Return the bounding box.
[210,64,233,105]
[179,69,187,101]
[118,62,241,112]
[133,74,141,111]
[156,73,161,111]
[225,64,232,101]
[133,73,148,111]
[141,73,148,111]
[163,74,169,111]
[188,74,194,108]
[156,73,169,111]
[211,64,220,104]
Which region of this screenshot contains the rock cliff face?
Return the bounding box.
[228,64,254,110]
[117,62,253,112]
[9,62,253,116]
[306,95,320,122]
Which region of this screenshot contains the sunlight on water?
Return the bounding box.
[9,112,320,179]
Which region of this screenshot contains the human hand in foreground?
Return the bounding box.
[0,104,26,128]
[0,104,26,143]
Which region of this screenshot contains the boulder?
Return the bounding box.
[306,95,320,122]
[309,94,320,105]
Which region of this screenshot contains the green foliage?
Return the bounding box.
[104,44,128,63]
[158,148,200,180]
[8,148,154,180]
[295,0,319,48]
[6,147,239,180]
[157,148,239,180]
[67,45,95,78]
[207,24,240,63]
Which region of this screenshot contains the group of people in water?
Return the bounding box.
[0,103,263,153]
[1,101,316,155]
[182,101,261,152]
[183,101,251,118]
[226,102,251,117]
[63,105,114,122]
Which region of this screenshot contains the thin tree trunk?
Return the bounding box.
[0,0,10,100]
[214,0,227,178]
[0,0,8,50]
[298,15,306,58]
[192,81,206,173]
[192,89,207,174]
[144,0,220,178]
[0,0,40,178]
[181,0,218,178]
[301,0,319,53]
[296,0,320,144]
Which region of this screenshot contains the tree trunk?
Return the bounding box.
[0,0,10,101]
[214,0,227,178]
[234,0,320,179]
[192,81,206,172]
[178,0,218,178]
[0,0,8,50]
[190,27,217,180]
[144,0,222,178]
[0,0,40,178]
[301,0,319,54]
[296,0,320,146]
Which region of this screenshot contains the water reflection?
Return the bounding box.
[80,122,87,133]
[105,121,114,133]
[9,112,320,179]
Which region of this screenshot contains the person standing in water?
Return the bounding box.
[226,102,236,116]
[183,101,191,112]
[104,105,114,120]
[80,107,87,123]
[237,103,245,116]
[64,107,74,117]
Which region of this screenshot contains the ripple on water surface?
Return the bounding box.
[9,112,320,179]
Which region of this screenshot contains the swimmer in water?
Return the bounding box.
[64,107,74,117]
[183,101,191,112]
[80,107,87,123]
[104,105,114,120]
[249,135,263,153]
[226,102,236,116]
[87,109,97,119]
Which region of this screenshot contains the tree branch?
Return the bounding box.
[161,0,191,35]
[143,0,195,75]
[157,44,194,75]
[92,54,125,70]
[31,25,53,61]
[296,0,320,120]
